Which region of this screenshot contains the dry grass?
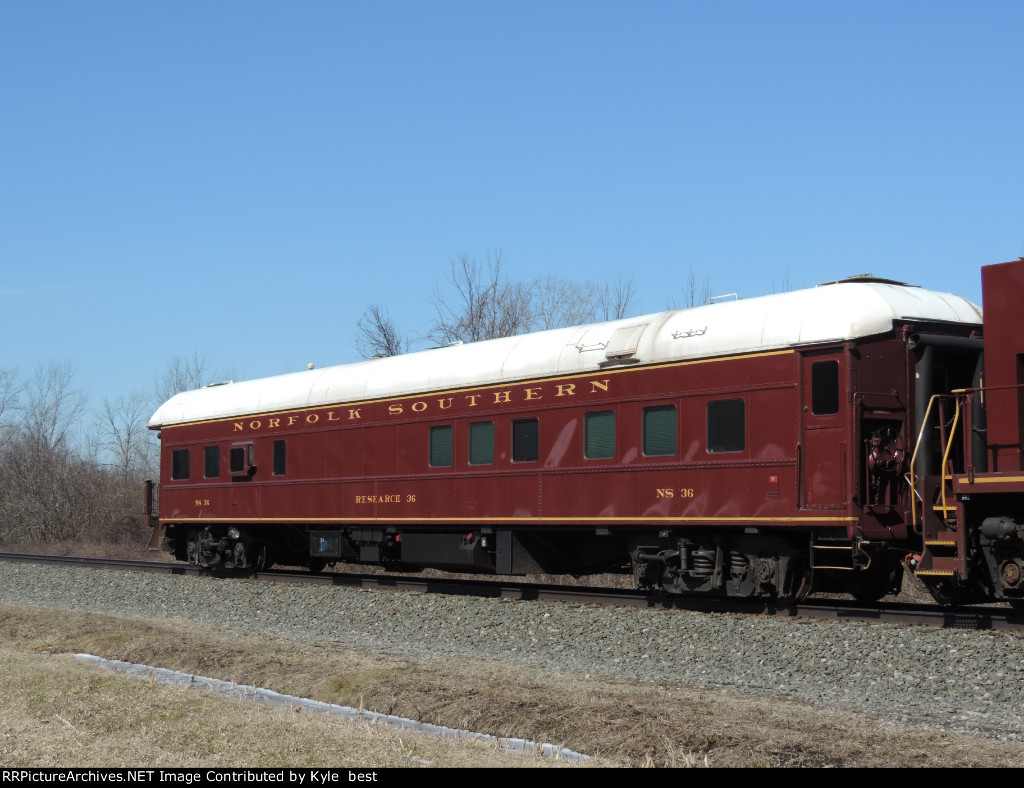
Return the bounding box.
[0,539,174,562]
[2,604,1023,767]
[0,646,578,768]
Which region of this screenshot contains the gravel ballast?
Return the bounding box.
[2,562,1023,742]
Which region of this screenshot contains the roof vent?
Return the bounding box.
[816,274,914,287]
[597,324,648,368]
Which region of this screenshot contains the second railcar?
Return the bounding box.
[147,273,983,602]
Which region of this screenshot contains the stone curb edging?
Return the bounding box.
[73,654,590,763]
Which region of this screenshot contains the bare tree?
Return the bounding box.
[354,305,407,359]
[769,269,793,294]
[0,362,90,543]
[429,252,533,345]
[358,254,645,354]
[21,361,87,454]
[97,391,157,481]
[596,273,638,321]
[668,266,712,309]
[0,368,22,452]
[154,350,233,404]
[0,362,157,549]
[532,275,600,330]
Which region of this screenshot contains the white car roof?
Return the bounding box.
[149,280,982,428]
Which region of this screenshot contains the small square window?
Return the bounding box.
[230,444,253,474]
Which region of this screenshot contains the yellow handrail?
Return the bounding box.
[940,397,962,518]
[908,394,940,528]
[908,392,964,528]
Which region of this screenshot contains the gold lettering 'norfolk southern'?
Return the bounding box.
[231,378,611,434]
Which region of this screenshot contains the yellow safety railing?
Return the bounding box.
[907,393,963,529]
[939,396,962,519]
[908,395,938,528]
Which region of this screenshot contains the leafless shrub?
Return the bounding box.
[0,363,153,549]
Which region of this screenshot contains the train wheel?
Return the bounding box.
[308,558,328,574]
[790,561,813,603]
[848,569,892,603]
[186,527,220,569]
[847,554,904,603]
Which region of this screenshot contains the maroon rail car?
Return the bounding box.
[148,272,991,603]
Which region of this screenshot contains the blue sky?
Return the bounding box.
[2,1,1022,410]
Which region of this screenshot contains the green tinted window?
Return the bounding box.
[643,405,677,456]
[469,421,494,465]
[430,425,453,467]
[585,410,616,459]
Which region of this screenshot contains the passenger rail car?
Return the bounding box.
[146,261,1024,606]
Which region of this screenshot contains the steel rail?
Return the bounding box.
[0,551,1018,631]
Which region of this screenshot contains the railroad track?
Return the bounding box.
[1,551,1019,631]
